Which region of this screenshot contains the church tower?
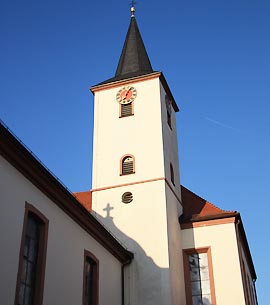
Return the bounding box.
[91,6,186,305]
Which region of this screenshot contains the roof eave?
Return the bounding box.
[90,71,179,112]
[179,211,239,224]
[0,122,133,264]
[90,71,161,92]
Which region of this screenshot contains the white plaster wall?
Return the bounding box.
[92,180,173,305]
[92,77,165,189]
[0,156,122,305]
[182,223,246,305]
[165,184,186,305]
[92,75,185,305]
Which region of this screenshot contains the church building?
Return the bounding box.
[0,6,257,305]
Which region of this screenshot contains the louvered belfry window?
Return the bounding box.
[121,103,133,117]
[122,156,134,175]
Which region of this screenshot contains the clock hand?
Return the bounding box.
[125,89,131,98]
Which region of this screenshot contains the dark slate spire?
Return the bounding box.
[94,7,155,86]
[115,14,153,78]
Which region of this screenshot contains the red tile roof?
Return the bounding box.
[180,185,237,223]
[73,191,92,212]
[73,186,237,223]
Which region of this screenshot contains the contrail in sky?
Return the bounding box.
[205,117,240,132]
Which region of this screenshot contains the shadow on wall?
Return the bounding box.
[94,202,166,304]
[92,202,195,305]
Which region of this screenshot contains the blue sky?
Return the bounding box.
[1,1,269,303]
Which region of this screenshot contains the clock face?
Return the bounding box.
[116,86,137,104]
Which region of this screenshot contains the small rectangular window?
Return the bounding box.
[120,103,133,117]
[167,110,172,129]
[83,251,99,305]
[15,203,48,305]
[170,163,175,185]
[165,94,172,130]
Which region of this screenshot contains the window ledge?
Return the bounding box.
[120,172,135,176]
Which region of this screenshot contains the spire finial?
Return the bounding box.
[130,0,136,17]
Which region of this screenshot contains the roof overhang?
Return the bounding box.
[90,71,179,112]
[0,122,133,264]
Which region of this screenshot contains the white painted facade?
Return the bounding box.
[0,155,123,305]
[0,73,257,305]
[182,221,246,305]
[92,77,173,188]
[91,75,186,305]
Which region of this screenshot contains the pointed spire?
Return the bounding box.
[115,15,153,79]
[93,7,155,86]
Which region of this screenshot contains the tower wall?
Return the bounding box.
[92,180,173,305]
[92,77,165,190]
[91,75,185,304]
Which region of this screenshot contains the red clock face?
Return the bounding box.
[116,86,137,104]
[120,89,133,100]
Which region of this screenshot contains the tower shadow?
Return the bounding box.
[93,202,171,305]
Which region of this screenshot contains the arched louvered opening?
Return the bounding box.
[120,102,133,117]
[121,155,135,175]
[170,163,175,185]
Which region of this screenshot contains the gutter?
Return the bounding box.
[121,258,133,305]
[252,279,259,305]
[235,218,258,305]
